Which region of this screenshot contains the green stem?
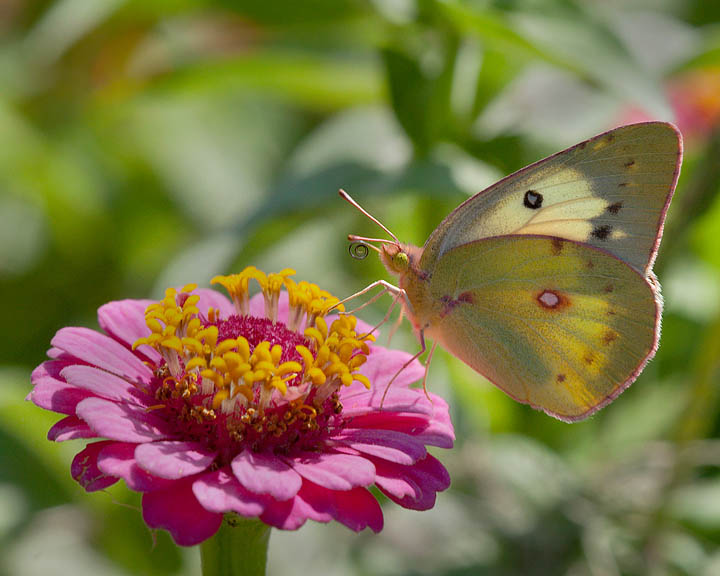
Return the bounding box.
[200,516,271,576]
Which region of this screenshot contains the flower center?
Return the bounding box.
[133,267,373,459]
[214,315,308,366]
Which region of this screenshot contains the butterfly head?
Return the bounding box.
[380,242,410,275]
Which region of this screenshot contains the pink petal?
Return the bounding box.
[259,492,324,530]
[28,361,91,414]
[347,409,455,449]
[47,347,69,360]
[97,299,162,364]
[347,412,428,433]
[51,327,153,384]
[286,452,375,491]
[341,387,434,418]
[359,347,425,389]
[192,469,268,516]
[248,291,272,319]
[372,459,422,499]
[231,450,302,501]
[97,443,173,492]
[31,359,72,382]
[195,288,235,319]
[407,453,450,491]
[379,479,434,510]
[61,365,150,404]
[332,429,427,465]
[142,478,223,546]
[135,441,216,479]
[261,482,383,532]
[71,441,119,492]
[374,454,450,511]
[373,460,433,510]
[48,415,94,441]
[299,482,383,532]
[411,417,455,448]
[76,397,172,443]
[408,395,455,448]
[424,393,453,426]
[29,379,92,415]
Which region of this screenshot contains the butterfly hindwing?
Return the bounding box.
[420,235,660,421]
[422,122,681,275]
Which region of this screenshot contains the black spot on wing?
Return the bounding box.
[523,190,543,209]
[607,201,623,214]
[592,225,612,240]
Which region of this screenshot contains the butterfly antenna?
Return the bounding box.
[339,189,400,245]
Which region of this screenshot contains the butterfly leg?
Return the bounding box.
[380,329,427,409]
[338,286,390,316]
[421,341,438,402]
[358,290,403,340]
[386,305,405,345]
[327,280,402,315]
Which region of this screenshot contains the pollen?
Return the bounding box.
[134,267,374,452]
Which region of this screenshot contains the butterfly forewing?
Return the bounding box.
[422,122,681,275]
[420,235,659,421]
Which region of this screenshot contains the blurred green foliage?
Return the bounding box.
[1,0,720,575]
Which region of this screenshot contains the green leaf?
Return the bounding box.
[0,369,78,509]
[472,47,525,119]
[436,1,569,66]
[382,28,459,154]
[150,51,383,111]
[670,480,720,534]
[234,157,463,236]
[510,3,671,116]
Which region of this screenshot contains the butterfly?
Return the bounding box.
[338,122,682,422]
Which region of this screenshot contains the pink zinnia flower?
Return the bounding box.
[28,267,453,546]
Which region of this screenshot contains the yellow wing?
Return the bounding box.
[419,235,660,421]
[422,122,682,275]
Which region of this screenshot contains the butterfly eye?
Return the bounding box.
[393,252,409,270]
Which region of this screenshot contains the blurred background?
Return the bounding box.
[1,0,719,574]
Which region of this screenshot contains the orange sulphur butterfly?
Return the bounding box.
[340,122,682,422]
